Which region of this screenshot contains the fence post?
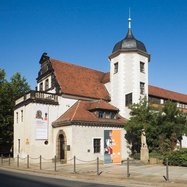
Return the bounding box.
[97,157,100,175]
[163,158,169,182]
[166,158,169,181]
[27,155,29,168]
[54,155,56,172]
[40,155,42,170]
[1,154,3,165]
[8,154,11,166]
[17,155,19,168]
[127,157,130,178]
[74,156,76,173]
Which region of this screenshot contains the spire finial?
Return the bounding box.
[128,8,131,29]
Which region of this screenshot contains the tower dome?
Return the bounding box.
[112,17,147,54]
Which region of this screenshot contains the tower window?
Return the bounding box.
[125,93,132,106]
[140,82,145,95]
[93,138,101,153]
[140,62,145,73]
[45,79,49,90]
[114,62,118,74]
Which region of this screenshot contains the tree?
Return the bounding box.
[125,98,157,154]
[125,98,187,156]
[0,69,30,154]
[158,101,187,153]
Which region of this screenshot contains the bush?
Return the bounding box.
[149,151,164,160]
[163,149,187,166]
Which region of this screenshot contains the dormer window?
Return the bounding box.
[45,79,49,90]
[40,82,43,91]
[114,62,118,74]
[98,111,117,119]
[98,111,104,118]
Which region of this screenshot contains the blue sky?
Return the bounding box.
[1,0,187,94]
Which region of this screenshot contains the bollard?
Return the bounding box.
[163,158,169,182]
[27,155,29,168]
[1,154,3,165]
[73,156,76,173]
[97,157,99,175]
[8,154,11,166]
[17,155,19,168]
[166,158,169,181]
[40,155,42,170]
[127,157,130,178]
[54,155,56,171]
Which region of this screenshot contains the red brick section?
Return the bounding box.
[52,100,126,127]
[50,58,110,100]
[149,85,187,103]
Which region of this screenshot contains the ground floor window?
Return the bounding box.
[93,138,101,153]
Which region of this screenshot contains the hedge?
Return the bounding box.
[163,149,187,166]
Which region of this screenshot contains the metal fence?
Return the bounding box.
[0,154,173,182]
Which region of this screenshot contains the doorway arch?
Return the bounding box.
[56,130,67,163]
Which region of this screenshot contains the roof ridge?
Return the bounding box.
[71,100,81,121]
[149,85,187,96]
[50,58,106,74]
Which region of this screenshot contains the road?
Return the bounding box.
[0,169,123,187]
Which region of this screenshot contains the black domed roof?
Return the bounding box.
[112,28,147,53]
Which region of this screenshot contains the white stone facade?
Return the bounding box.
[109,52,149,119]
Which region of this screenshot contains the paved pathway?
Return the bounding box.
[1,158,187,187]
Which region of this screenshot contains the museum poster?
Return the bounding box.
[34,105,48,140]
[104,130,121,163]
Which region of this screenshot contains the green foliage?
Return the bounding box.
[0,69,30,150]
[163,149,187,166]
[125,98,158,154]
[125,98,187,156]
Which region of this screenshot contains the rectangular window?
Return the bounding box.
[16,112,18,123]
[98,111,104,118]
[140,82,145,95]
[114,62,118,74]
[45,79,49,90]
[140,62,145,73]
[93,138,101,153]
[21,110,23,122]
[125,93,132,106]
[18,139,20,153]
[40,82,43,91]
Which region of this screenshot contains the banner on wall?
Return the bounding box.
[104,130,121,163]
[34,106,48,140]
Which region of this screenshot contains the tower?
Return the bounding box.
[109,16,150,119]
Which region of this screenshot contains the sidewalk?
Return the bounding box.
[1,159,187,187]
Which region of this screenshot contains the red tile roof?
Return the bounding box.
[88,100,119,111]
[149,85,187,103]
[52,100,126,127]
[49,56,187,104]
[50,58,110,100]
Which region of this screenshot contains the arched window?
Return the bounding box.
[45,79,49,90]
[39,82,43,91]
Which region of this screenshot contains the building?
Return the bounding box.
[14,17,187,163]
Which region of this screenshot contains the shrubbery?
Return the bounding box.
[163,149,187,166]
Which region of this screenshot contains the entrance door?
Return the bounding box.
[59,134,65,159]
